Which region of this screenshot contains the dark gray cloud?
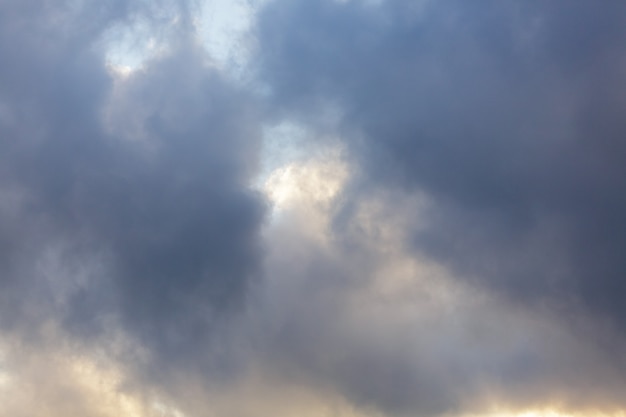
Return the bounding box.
[257,0,626,327]
[3,0,626,416]
[252,0,626,415]
[0,0,265,375]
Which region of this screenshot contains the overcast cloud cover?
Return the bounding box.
[1,0,626,416]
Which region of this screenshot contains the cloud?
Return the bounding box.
[253,0,626,414]
[2,0,626,416]
[252,151,626,416]
[0,0,265,378]
[256,0,626,328]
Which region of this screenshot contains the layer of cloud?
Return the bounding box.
[2,1,626,416]
[257,0,626,331]
[0,0,265,378]
[252,150,626,416]
[254,0,626,414]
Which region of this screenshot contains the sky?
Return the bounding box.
[1,1,626,416]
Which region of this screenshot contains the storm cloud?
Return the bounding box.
[257,0,626,326]
[253,0,626,414]
[0,0,265,373]
[1,0,626,416]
